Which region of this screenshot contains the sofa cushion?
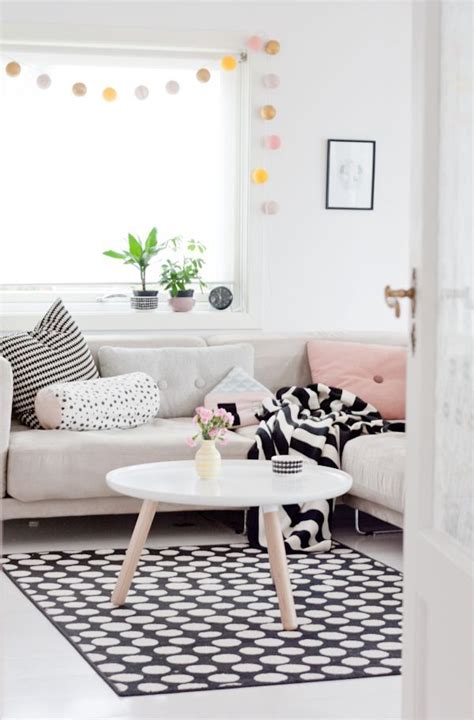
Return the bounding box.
[88,334,206,368]
[0,299,99,428]
[35,372,159,430]
[207,332,407,393]
[307,340,406,419]
[98,344,254,418]
[342,433,406,513]
[204,367,272,427]
[7,418,254,502]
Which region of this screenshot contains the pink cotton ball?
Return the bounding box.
[246,35,264,51]
[263,201,280,215]
[263,73,280,89]
[265,134,282,150]
[165,80,180,95]
[135,85,149,100]
[36,74,52,90]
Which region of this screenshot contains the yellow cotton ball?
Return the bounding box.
[265,40,281,55]
[260,105,277,120]
[252,168,269,184]
[72,82,87,97]
[102,87,117,102]
[196,68,211,83]
[5,61,21,77]
[221,56,237,71]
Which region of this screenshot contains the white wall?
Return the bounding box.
[2,1,412,334]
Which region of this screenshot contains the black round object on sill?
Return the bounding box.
[209,286,233,310]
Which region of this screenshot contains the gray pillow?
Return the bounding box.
[98,344,254,418]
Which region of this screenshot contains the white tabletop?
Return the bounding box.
[106,460,352,508]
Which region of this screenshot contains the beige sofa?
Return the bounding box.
[1,332,406,527]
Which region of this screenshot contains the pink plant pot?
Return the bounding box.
[168,296,195,312]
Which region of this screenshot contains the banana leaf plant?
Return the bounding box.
[103,228,174,291]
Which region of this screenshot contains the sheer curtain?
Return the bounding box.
[0,48,242,288]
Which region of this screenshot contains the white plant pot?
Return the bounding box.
[195,440,222,480]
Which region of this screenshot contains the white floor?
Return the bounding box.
[1,509,403,720]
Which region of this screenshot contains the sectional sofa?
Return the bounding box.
[1,332,406,527]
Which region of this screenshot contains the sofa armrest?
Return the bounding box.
[0,356,13,498]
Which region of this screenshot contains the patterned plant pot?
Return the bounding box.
[168,290,195,313]
[195,440,222,480]
[130,290,158,311]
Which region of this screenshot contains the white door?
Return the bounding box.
[401,1,473,719]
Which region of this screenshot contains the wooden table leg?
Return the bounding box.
[263,506,298,631]
[111,499,157,606]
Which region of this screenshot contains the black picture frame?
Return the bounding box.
[325,139,376,210]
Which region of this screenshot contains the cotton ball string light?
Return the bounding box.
[221,55,237,71]
[72,82,87,97]
[135,85,149,100]
[265,135,281,150]
[260,105,277,120]
[196,68,211,83]
[246,35,264,51]
[165,80,180,95]
[103,87,117,102]
[36,74,52,90]
[252,168,269,184]
[263,73,280,89]
[263,201,280,215]
[5,61,21,77]
[265,39,281,55]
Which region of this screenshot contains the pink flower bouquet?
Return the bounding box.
[186,406,234,448]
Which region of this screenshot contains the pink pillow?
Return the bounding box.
[306,340,406,419]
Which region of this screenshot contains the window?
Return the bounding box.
[0,45,250,319]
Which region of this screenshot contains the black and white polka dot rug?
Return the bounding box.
[2,542,403,696]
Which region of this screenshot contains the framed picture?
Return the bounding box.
[325,139,376,210]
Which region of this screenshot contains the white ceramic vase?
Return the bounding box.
[195,440,222,480]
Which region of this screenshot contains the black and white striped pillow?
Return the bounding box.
[0,298,99,428]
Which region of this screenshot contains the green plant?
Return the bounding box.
[103,228,172,291]
[159,237,207,297]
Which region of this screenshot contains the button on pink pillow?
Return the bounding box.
[306,340,407,419]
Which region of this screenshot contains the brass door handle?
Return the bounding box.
[385,270,417,318]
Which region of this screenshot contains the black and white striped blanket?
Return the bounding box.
[247,384,404,553]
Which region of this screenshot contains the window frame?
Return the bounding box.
[0,36,261,332]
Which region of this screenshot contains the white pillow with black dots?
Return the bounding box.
[35,372,159,431]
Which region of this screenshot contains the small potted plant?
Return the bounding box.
[187,407,234,479]
[159,237,206,312]
[103,228,169,310]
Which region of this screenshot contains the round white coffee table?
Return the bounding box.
[106,459,352,630]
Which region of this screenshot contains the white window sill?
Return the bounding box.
[0,308,262,333]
